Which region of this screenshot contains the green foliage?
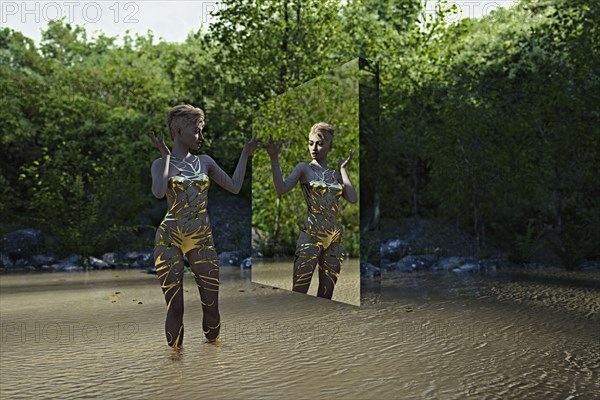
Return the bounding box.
[1,0,598,269]
[363,0,599,265]
[1,22,174,251]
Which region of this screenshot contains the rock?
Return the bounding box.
[125,251,141,261]
[0,253,14,269]
[387,261,414,273]
[29,254,56,267]
[451,262,480,273]
[431,257,465,271]
[381,239,409,262]
[89,256,110,269]
[579,260,600,272]
[147,267,157,274]
[102,252,122,266]
[240,257,252,269]
[379,218,500,257]
[61,254,82,264]
[360,260,380,278]
[52,254,82,272]
[15,258,29,268]
[387,255,438,272]
[0,228,43,259]
[218,251,243,266]
[130,252,153,268]
[431,257,478,271]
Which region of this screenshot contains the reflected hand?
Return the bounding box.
[148,131,170,156]
[338,150,354,171]
[243,133,260,156]
[264,134,282,159]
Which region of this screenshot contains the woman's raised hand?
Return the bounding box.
[338,149,354,171]
[264,134,282,159]
[148,131,170,157]
[242,133,261,156]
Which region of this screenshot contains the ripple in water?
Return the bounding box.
[0,267,598,399]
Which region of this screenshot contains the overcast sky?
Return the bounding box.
[1,1,515,46]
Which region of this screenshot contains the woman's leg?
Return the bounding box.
[154,243,186,348]
[293,231,321,294]
[316,243,344,299]
[187,246,220,341]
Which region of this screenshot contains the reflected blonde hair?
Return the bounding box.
[167,104,205,139]
[309,122,335,148]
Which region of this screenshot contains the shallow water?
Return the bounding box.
[0,267,598,399]
[251,257,361,306]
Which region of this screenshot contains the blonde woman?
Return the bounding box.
[149,104,259,348]
[265,122,357,299]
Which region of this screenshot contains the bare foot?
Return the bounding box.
[205,337,223,347]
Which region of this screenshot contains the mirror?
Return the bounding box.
[251,58,381,305]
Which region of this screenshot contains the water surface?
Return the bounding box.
[1,267,598,399]
[252,257,360,305]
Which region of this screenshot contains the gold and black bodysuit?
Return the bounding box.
[293,164,345,299]
[154,156,220,347]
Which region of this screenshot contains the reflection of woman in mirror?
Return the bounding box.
[149,104,259,348]
[265,122,357,299]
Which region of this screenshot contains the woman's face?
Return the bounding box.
[308,133,330,161]
[178,119,205,149]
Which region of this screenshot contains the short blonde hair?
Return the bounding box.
[167,104,205,139]
[309,122,335,147]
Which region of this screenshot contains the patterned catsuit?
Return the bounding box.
[293,164,345,298]
[154,156,220,347]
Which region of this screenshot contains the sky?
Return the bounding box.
[0,1,515,46]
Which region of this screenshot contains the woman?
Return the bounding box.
[265,122,357,299]
[149,104,259,348]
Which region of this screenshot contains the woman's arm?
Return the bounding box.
[149,131,171,199]
[270,161,304,196]
[151,156,171,199]
[205,134,260,194]
[337,150,358,203]
[265,134,303,196]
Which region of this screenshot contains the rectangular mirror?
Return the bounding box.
[251,58,380,305]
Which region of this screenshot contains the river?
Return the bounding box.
[1,266,598,399]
